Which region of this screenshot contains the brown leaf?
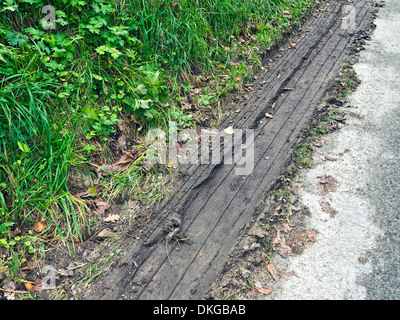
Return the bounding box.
[265,113,274,119]
[97,228,113,238]
[113,150,138,173]
[306,230,318,243]
[104,214,120,223]
[267,263,280,281]
[20,260,35,271]
[282,223,292,232]
[171,1,179,10]
[282,10,292,19]
[94,199,111,214]
[256,286,274,295]
[34,221,45,233]
[278,244,293,258]
[24,282,34,291]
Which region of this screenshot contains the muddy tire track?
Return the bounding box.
[86,0,374,300]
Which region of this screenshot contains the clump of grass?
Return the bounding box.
[0,0,316,284]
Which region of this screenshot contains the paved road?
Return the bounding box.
[264,0,400,300]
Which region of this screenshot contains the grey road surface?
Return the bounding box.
[268,0,400,300]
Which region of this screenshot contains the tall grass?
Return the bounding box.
[128,0,302,75]
[0,0,314,277]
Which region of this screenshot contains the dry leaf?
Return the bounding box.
[97,228,113,238]
[306,230,318,243]
[278,244,293,258]
[24,282,34,291]
[267,263,279,281]
[34,221,45,233]
[170,1,179,10]
[272,102,277,108]
[104,214,120,223]
[282,10,292,18]
[256,285,274,295]
[289,43,297,49]
[94,199,111,214]
[112,150,138,172]
[224,127,234,135]
[282,223,293,232]
[265,113,274,118]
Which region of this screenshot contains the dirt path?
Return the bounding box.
[84,0,375,300]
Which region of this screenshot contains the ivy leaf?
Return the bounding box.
[5,31,28,47]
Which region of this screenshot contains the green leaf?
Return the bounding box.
[17,141,29,153]
[135,99,152,110]
[5,31,28,47]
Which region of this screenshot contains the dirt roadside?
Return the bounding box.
[70,0,380,300]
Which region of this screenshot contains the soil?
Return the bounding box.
[64,0,377,300]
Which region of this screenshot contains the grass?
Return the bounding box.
[0,0,316,296]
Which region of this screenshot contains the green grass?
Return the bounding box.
[0,0,315,283]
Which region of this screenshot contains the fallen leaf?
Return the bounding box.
[97,228,113,238]
[87,186,98,196]
[282,10,292,19]
[272,102,277,108]
[20,261,35,271]
[256,285,274,295]
[112,149,138,173]
[282,223,292,232]
[34,221,45,233]
[289,42,297,49]
[104,214,120,223]
[265,113,274,118]
[306,230,318,243]
[94,199,111,214]
[24,282,34,291]
[224,127,234,135]
[267,263,279,281]
[170,1,179,10]
[278,244,293,258]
